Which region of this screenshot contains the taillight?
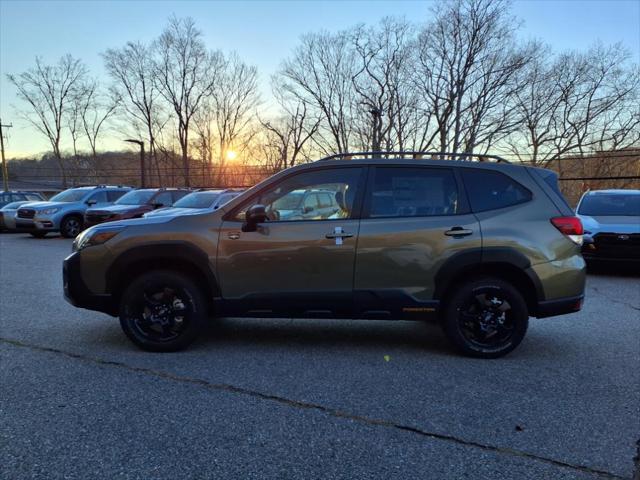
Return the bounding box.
[551,216,584,245]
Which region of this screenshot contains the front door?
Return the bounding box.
[217,166,366,317]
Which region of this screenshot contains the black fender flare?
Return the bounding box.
[106,242,220,299]
[434,247,545,303]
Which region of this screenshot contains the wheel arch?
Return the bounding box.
[434,248,544,316]
[106,243,220,314]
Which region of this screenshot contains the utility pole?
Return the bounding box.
[369,108,382,152]
[124,139,145,188]
[0,118,13,192]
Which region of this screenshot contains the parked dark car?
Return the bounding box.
[144,189,243,218]
[577,189,640,263]
[84,188,190,228]
[0,191,45,208]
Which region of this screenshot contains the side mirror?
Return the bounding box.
[303,205,313,214]
[242,204,268,232]
[152,203,164,209]
[86,199,97,206]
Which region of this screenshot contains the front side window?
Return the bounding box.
[232,168,363,222]
[578,194,640,216]
[368,167,459,218]
[26,193,42,201]
[462,169,531,212]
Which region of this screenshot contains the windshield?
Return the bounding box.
[49,189,89,203]
[272,192,304,210]
[173,192,220,209]
[116,190,156,206]
[578,194,640,216]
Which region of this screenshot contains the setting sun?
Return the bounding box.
[225,150,238,161]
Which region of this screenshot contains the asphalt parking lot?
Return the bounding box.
[1,233,638,480]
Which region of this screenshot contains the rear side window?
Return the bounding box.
[107,190,127,202]
[88,191,108,203]
[368,167,459,218]
[25,193,42,201]
[462,169,531,212]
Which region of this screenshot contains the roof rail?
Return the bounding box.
[317,151,510,164]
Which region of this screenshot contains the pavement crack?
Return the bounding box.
[589,286,640,312]
[0,336,628,480]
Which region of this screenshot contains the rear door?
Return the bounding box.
[354,165,481,318]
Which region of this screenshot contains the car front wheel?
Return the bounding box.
[442,277,529,358]
[60,216,83,238]
[119,270,207,352]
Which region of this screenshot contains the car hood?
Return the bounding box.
[578,214,640,235]
[144,207,209,217]
[18,201,69,210]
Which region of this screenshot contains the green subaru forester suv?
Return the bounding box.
[64,152,586,358]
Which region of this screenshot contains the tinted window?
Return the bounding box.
[116,190,156,205]
[232,168,362,222]
[578,194,640,216]
[12,194,26,201]
[318,193,333,208]
[107,190,127,202]
[88,191,108,203]
[25,193,42,201]
[174,191,220,209]
[172,190,189,202]
[153,191,173,206]
[462,170,531,212]
[368,167,458,218]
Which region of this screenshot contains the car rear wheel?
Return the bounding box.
[119,270,207,352]
[442,277,528,358]
[60,215,83,238]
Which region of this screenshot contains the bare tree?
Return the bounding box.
[259,87,321,170]
[153,16,224,186]
[415,0,529,155]
[350,18,417,151]
[279,30,356,154]
[6,55,87,186]
[508,42,640,164]
[79,80,118,163]
[104,41,165,184]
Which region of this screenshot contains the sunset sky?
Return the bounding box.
[1,0,639,158]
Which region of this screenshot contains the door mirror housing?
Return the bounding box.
[152,202,164,209]
[242,204,268,232]
[303,205,314,214]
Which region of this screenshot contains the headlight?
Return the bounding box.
[73,226,123,251]
[39,208,59,215]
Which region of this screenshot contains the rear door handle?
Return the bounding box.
[445,227,473,237]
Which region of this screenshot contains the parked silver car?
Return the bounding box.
[0,201,32,231]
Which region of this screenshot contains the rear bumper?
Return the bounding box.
[63,252,116,316]
[536,294,584,318]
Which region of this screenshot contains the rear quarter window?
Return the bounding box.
[462,169,531,212]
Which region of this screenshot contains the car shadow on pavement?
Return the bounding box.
[195,317,461,357]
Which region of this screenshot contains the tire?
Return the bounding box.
[119,270,207,352]
[442,277,529,358]
[30,232,48,238]
[60,215,83,238]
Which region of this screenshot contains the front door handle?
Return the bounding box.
[325,232,354,239]
[445,227,473,237]
[228,232,240,240]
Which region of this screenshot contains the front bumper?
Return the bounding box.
[16,217,57,231]
[63,252,116,316]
